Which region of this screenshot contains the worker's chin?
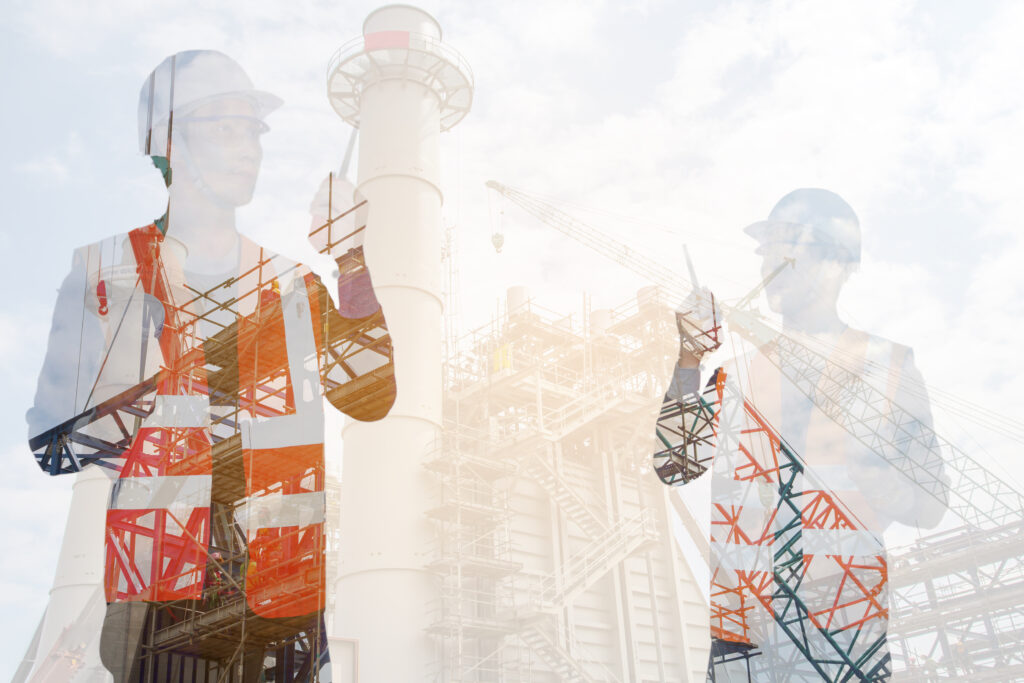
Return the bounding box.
[213,186,256,208]
[206,175,258,207]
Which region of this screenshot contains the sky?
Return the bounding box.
[2,0,1024,676]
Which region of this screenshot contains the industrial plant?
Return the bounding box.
[13,5,1023,683]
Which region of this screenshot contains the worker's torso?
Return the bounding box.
[98,226,329,617]
[707,328,908,666]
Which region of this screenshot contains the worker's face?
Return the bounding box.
[178,98,266,206]
[758,234,849,317]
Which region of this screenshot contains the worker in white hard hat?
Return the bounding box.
[137,50,282,267]
[28,50,394,681]
[656,188,949,681]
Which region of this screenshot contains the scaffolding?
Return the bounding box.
[429,288,710,682]
[888,520,1024,681]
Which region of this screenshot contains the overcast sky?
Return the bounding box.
[3,0,1023,675]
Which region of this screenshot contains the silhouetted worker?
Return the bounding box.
[656,189,948,681]
[28,50,393,681]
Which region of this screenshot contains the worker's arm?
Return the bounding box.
[666,285,722,399]
[897,350,949,528]
[666,347,702,401]
[847,347,949,529]
[304,251,396,423]
[26,245,106,464]
[27,247,104,437]
[654,288,721,486]
[303,172,396,422]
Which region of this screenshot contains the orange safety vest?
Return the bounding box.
[706,329,910,657]
[103,224,331,618]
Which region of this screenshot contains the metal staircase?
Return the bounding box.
[534,510,659,611]
[517,623,602,683]
[521,453,606,538]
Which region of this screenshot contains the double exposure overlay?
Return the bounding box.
[12,5,1024,683]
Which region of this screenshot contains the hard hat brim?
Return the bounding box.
[182,89,284,120]
[245,90,284,119]
[743,219,809,245]
[744,219,857,261]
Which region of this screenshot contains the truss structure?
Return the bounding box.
[887,519,1024,681]
[652,303,1024,681]
[657,373,891,681]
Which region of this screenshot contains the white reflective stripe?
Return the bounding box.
[711,540,773,573]
[111,475,212,510]
[244,278,325,450]
[801,528,882,557]
[236,491,326,535]
[142,395,211,429]
[243,411,325,450]
[709,476,771,510]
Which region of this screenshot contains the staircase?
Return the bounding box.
[536,510,659,611]
[518,623,603,683]
[523,453,606,538]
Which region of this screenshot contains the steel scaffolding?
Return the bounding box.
[430,288,710,682]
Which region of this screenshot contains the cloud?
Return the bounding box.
[14,132,83,185]
[17,156,70,183]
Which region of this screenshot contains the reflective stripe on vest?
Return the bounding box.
[104,419,213,603]
[110,474,213,510]
[240,274,327,619]
[142,395,210,429]
[104,225,213,603]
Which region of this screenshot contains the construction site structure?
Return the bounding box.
[887,519,1024,681]
[487,180,1024,681]
[324,6,474,680]
[429,285,711,682]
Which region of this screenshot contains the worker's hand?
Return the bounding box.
[675,286,721,361]
[308,172,367,259]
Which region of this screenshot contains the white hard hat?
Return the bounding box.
[138,50,282,156]
[744,188,861,264]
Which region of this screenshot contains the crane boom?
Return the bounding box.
[485,181,694,297]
